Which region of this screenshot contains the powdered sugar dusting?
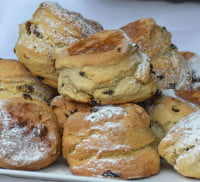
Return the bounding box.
[134,53,151,83]
[0,99,53,167]
[187,53,200,82]
[130,51,150,66]
[163,110,200,164]
[134,60,150,79]
[39,1,102,38]
[85,105,127,122]
[91,121,122,132]
[192,82,200,90]
[120,29,136,47]
[81,133,131,153]
[17,1,103,58]
[75,120,131,165]
[176,55,192,90]
[140,52,150,62]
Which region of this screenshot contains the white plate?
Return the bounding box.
[0,158,198,182]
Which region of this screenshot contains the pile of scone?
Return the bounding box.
[1,1,200,180]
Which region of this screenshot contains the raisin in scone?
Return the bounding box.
[62,104,160,179]
[15,1,103,88]
[146,90,198,143]
[56,30,157,105]
[0,97,61,170]
[159,110,200,178]
[120,18,192,90]
[50,95,90,133]
[0,59,56,104]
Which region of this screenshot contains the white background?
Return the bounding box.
[0,0,200,182]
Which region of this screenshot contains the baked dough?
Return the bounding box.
[120,18,192,90]
[14,1,103,88]
[159,110,200,178]
[146,92,197,143]
[120,18,171,59]
[0,59,56,103]
[50,95,90,133]
[175,89,200,105]
[0,97,61,170]
[56,30,157,104]
[62,104,160,179]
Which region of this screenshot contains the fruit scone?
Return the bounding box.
[62,104,160,179]
[50,95,90,133]
[142,89,199,144]
[0,58,56,104]
[0,97,61,170]
[159,110,200,179]
[120,18,192,90]
[56,29,157,105]
[15,1,103,88]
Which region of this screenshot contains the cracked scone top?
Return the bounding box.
[62,104,160,179]
[50,95,90,133]
[56,30,157,104]
[14,1,103,88]
[159,110,200,178]
[120,18,192,90]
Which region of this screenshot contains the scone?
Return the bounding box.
[181,51,200,90]
[120,18,192,90]
[120,18,171,59]
[0,97,61,170]
[15,1,103,88]
[62,104,160,179]
[159,110,200,178]
[181,51,196,62]
[56,30,157,105]
[146,91,198,143]
[175,89,200,105]
[50,95,90,133]
[0,59,56,103]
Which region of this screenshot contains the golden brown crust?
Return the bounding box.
[120,18,191,90]
[181,51,196,61]
[175,90,200,105]
[50,95,90,133]
[56,30,157,104]
[56,30,133,68]
[120,18,171,59]
[33,2,103,41]
[0,59,56,103]
[42,78,58,88]
[0,97,61,170]
[0,59,32,78]
[62,104,160,179]
[15,1,103,88]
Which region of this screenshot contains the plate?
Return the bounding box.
[0,158,198,182]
